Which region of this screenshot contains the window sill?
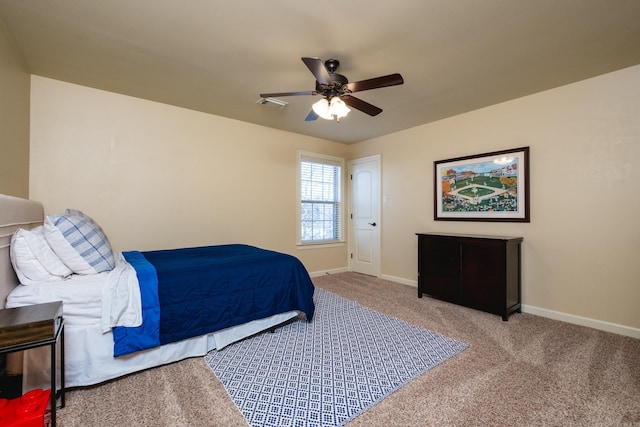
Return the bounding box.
[297,241,345,250]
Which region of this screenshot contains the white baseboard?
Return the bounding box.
[311,270,640,339]
[386,277,640,339]
[521,304,640,339]
[380,274,417,287]
[308,267,349,278]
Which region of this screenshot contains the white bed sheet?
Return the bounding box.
[7,273,107,325]
[6,271,300,390]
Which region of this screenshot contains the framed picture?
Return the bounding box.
[434,147,530,222]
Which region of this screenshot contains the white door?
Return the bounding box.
[349,155,381,277]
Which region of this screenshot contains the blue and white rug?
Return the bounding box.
[204,287,468,427]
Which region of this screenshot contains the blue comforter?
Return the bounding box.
[112,244,315,356]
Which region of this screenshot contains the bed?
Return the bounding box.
[0,194,315,390]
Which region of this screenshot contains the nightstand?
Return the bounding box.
[0,301,65,427]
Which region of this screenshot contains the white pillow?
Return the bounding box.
[10,226,73,285]
[44,209,116,275]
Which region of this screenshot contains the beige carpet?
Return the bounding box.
[56,272,640,426]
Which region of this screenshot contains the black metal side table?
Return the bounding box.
[0,301,65,427]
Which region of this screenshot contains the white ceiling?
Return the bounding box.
[1,0,639,144]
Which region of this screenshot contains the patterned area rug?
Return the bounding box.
[204,287,468,427]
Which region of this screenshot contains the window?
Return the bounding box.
[298,152,344,245]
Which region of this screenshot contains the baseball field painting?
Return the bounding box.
[434,147,530,222]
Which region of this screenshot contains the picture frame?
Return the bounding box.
[434,146,530,222]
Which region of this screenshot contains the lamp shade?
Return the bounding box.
[312,98,333,120]
[312,97,350,120]
[329,98,350,119]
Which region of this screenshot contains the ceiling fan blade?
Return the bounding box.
[304,110,319,121]
[259,90,314,98]
[343,96,383,116]
[301,57,333,86]
[345,73,404,93]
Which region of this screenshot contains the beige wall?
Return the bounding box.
[348,65,640,333]
[28,76,348,274]
[28,66,640,335]
[0,16,30,197]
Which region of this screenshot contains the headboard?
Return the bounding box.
[0,194,44,308]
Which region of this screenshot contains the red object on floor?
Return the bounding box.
[0,388,51,427]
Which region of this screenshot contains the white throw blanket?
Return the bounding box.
[101,252,142,332]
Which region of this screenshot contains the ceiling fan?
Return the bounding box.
[259,57,404,122]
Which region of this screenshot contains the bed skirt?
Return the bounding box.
[19,310,300,391]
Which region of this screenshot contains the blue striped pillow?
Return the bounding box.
[44,209,115,275]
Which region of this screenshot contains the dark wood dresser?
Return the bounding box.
[417,233,523,320]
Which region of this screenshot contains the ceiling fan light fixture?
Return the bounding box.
[330,97,350,119]
[312,98,334,120]
[312,97,350,121]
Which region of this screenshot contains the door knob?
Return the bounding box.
[368,222,377,227]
